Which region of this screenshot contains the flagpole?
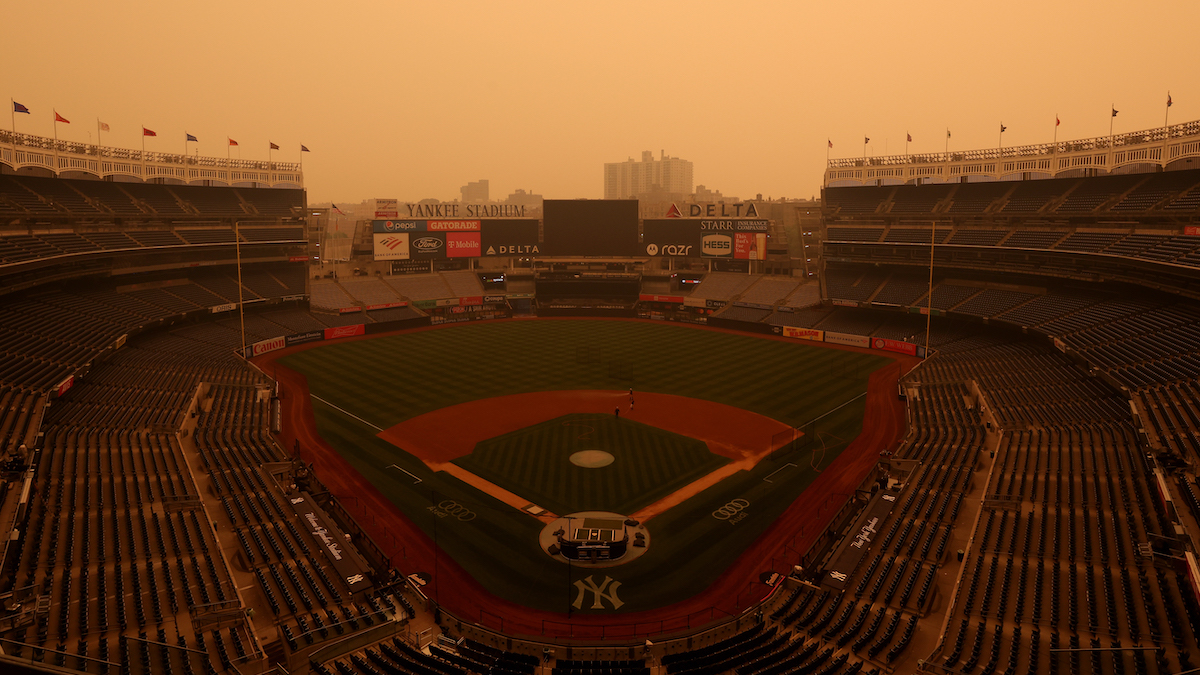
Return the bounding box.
[1053,115,1058,177]
[141,127,146,180]
[52,113,60,177]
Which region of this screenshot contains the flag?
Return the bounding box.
[827,140,832,149]
[269,142,279,150]
[99,121,110,132]
[864,136,870,144]
[13,102,30,114]
[186,133,198,142]
[1000,123,1007,133]
[301,145,310,152]
[1056,116,1060,127]
[1167,93,1173,108]
[54,111,70,124]
[331,203,345,215]
[1111,107,1119,117]
[906,133,912,142]
[947,130,951,139]
[228,138,238,146]
[143,127,157,137]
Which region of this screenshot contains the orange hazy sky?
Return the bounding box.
[5,1,1196,203]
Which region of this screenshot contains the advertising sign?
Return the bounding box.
[56,375,75,398]
[373,220,480,233]
[286,331,324,346]
[782,327,823,341]
[324,324,365,340]
[374,198,399,219]
[251,336,287,356]
[210,303,237,314]
[373,232,410,260]
[701,234,733,257]
[365,301,408,311]
[459,296,483,306]
[1185,226,1200,237]
[734,232,767,260]
[825,332,871,348]
[872,337,918,356]
[643,219,702,256]
[639,294,685,304]
[446,232,481,258]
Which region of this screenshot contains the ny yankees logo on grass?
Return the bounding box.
[572,575,624,610]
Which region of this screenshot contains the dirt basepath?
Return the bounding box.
[259,318,916,639]
[380,390,793,522]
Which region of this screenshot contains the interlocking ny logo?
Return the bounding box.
[572,575,624,610]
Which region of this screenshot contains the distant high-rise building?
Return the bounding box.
[604,150,693,199]
[460,179,489,203]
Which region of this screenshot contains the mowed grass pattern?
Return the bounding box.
[281,320,887,429]
[457,414,728,515]
[280,319,894,612]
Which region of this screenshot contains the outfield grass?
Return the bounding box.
[456,413,728,515]
[281,319,891,613]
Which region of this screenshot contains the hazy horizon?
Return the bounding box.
[5,1,1197,204]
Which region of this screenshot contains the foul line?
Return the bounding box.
[310,394,384,432]
[799,391,868,429]
[386,464,422,484]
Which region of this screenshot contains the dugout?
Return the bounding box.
[534,270,641,316]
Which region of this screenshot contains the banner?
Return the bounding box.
[338,306,362,314]
[446,231,481,257]
[373,232,410,260]
[1185,226,1200,237]
[373,220,480,233]
[113,334,128,350]
[872,337,918,356]
[55,375,75,398]
[365,301,408,311]
[832,299,858,308]
[1053,337,1067,353]
[251,336,287,356]
[286,331,324,346]
[643,219,702,256]
[210,303,237,314]
[639,294,685,304]
[324,324,365,340]
[683,297,708,308]
[705,299,727,308]
[734,232,767,260]
[483,295,506,303]
[459,296,483,306]
[782,327,823,341]
[825,332,870,348]
[289,255,308,263]
[374,198,399,219]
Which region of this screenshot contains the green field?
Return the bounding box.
[280,319,890,613]
[457,413,728,515]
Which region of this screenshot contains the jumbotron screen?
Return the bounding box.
[542,199,639,256]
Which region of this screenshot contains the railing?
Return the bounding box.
[0,129,302,187]
[826,118,1200,186]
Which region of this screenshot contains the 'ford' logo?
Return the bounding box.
[414,237,443,251]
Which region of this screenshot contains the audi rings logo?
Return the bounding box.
[438,500,476,521]
[712,498,749,520]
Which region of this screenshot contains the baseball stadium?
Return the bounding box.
[1,115,1200,675]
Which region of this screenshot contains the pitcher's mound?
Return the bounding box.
[570,450,615,468]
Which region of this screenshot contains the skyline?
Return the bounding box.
[4,0,1197,203]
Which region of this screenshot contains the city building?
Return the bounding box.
[604,150,693,199]
[460,179,489,203]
